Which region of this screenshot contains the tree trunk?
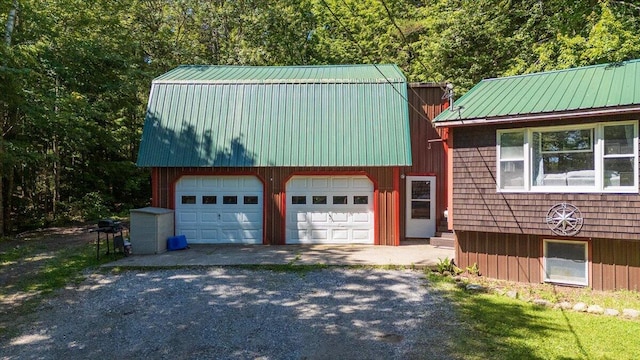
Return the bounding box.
[1,1,19,236]
[3,1,17,46]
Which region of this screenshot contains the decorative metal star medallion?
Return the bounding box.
[545,203,583,236]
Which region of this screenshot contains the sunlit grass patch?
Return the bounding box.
[427,273,640,360]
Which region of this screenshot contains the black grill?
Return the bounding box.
[97,219,122,233]
[93,219,125,259]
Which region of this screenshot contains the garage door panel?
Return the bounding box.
[331,178,349,188]
[178,212,198,223]
[331,212,349,223]
[311,212,329,222]
[181,229,198,241]
[332,230,349,240]
[222,177,241,188]
[201,178,219,188]
[241,229,261,241]
[220,213,241,223]
[179,178,199,190]
[353,230,371,240]
[243,212,262,224]
[311,178,329,188]
[352,178,372,189]
[311,230,328,240]
[352,213,370,222]
[201,212,218,223]
[200,229,219,241]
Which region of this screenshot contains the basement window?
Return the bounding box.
[543,239,588,286]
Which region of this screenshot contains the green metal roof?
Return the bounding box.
[137,65,411,167]
[434,59,640,126]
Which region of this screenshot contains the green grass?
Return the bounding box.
[428,274,640,360]
[0,238,115,321]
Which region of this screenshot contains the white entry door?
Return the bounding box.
[286,175,374,244]
[405,176,436,238]
[175,175,263,244]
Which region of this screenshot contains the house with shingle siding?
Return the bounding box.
[434,59,640,291]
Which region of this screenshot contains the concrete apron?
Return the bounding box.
[102,242,455,268]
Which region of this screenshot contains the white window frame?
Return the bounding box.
[497,120,638,193]
[543,239,589,286]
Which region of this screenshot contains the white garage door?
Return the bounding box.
[286,175,374,244]
[175,175,263,244]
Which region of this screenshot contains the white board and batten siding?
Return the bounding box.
[175,175,263,244]
[286,175,374,244]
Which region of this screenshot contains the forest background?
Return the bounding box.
[1,0,639,235]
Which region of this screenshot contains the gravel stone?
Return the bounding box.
[533,299,552,307]
[623,308,640,319]
[1,268,459,360]
[587,305,604,314]
[573,302,588,312]
[604,309,620,317]
[557,301,572,310]
[465,284,484,292]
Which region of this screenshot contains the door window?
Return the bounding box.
[411,181,431,219]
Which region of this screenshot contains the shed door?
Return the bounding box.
[175,175,263,244]
[286,176,374,244]
[405,176,436,238]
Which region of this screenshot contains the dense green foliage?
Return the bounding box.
[2,0,639,233]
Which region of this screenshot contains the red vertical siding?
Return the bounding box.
[402,83,448,239]
[458,231,640,291]
[151,166,399,246]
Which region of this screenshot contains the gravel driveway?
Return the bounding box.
[2,268,460,359]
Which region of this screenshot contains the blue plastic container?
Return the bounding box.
[167,234,188,251]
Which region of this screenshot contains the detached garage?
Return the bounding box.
[137,64,420,245]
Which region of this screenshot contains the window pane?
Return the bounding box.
[540,129,592,152]
[411,201,430,219]
[545,241,587,285]
[500,161,524,189]
[292,196,306,204]
[312,196,327,204]
[244,196,259,204]
[223,196,237,204]
[604,124,634,155]
[411,181,431,199]
[532,132,594,187]
[354,196,368,204]
[181,195,196,204]
[604,158,635,187]
[499,132,524,159]
[333,196,347,204]
[202,196,216,204]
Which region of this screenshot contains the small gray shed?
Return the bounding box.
[130,207,174,254]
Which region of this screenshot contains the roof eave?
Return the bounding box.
[433,105,640,128]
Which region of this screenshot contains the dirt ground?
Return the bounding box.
[1,225,94,283]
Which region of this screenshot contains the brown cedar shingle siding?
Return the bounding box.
[154,166,398,245]
[457,231,640,291]
[452,115,640,240]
